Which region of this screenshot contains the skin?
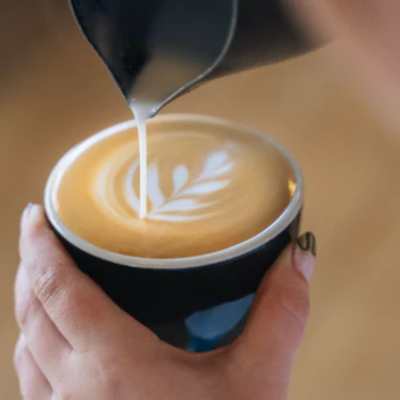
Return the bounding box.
[14,205,315,399]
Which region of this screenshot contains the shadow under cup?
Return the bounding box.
[44,115,303,352]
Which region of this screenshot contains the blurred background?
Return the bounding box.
[2,1,400,399]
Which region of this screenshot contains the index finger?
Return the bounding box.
[19,204,153,350]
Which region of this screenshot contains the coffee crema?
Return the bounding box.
[51,116,296,258]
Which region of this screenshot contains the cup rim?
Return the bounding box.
[45,113,304,270]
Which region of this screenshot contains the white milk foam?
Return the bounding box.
[95,137,238,223]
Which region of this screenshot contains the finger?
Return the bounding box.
[19,204,154,351]
[232,233,316,379]
[14,335,53,400]
[15,265,71,382]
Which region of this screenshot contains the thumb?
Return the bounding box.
[233,233,316,377]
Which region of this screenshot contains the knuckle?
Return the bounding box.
[275,280,310,327]
[21,385,38,400]
[13,340,27,371]
[16,296,37,328]
[33,267,66,306]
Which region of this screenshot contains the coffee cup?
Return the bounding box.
[44,114,303,351]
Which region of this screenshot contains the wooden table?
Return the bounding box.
[2,10,400,400]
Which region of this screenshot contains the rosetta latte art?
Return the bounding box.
[95,143,238,224]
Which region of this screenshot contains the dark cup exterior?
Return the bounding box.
[49,211,301,351]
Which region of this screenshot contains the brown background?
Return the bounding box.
[2,2,400,399]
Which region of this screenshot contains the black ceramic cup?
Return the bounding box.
[44,115,303,352]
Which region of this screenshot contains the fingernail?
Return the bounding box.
[293,232,316,281]
[20,204,44,233]
[20,203,33,231]
[297,232,316,257]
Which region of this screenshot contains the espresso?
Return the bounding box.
[51,116,296,258]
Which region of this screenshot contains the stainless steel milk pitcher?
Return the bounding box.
[69,0,316,118]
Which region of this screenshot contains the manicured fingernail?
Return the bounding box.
[293,232,316,281]
[20,203,33,231]
[297,232,316,257]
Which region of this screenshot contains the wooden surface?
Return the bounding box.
[2,9,400,400]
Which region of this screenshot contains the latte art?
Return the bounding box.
[52,116,296,258]
[95,141,240,224]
